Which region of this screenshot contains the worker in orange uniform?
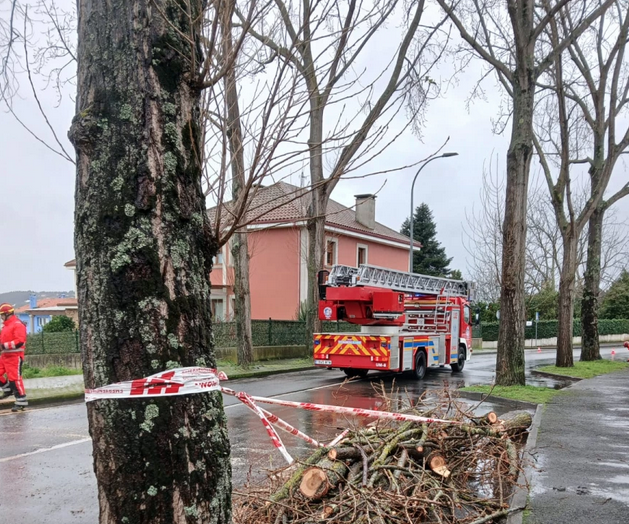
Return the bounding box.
[0,303,28,411]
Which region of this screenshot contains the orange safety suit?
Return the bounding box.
[0,314,27,399]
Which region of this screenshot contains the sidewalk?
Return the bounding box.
[526,367,629,524]
[0,358,315,410]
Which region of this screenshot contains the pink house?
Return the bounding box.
[208,182,416,320]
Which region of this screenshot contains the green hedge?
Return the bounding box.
[477,318,629,342]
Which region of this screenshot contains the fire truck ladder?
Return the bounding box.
[327,264,470,298]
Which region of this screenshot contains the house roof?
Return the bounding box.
[208,181,418,247]
[15,298,78,314]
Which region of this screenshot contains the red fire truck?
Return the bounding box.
[313,264,473,379]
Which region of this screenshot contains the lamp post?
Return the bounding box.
[408,152,459,272]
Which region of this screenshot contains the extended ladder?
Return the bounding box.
[326,264,470,298]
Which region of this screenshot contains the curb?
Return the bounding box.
[506,403,544,524]
[223,365,316,381]
[0,390,85,411]
[530,369,582,381]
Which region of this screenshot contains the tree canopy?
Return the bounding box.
[401,203,453,277]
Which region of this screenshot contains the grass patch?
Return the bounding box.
[460,384,562,404]
[537,359,629,379]
[22,364,82,379]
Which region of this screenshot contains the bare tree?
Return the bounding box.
[240,0,449,341]
[465,167,628,310]
[203,1,311,365]
[0,0,76,163]
[436,0,614,385]
[532,0,629,365]
[463,159,504,303]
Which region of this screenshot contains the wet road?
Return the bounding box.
[0,347,619,523]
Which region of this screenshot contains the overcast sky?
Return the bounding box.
[0,1,627,294]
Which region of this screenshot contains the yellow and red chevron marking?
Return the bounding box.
[314,335,389,357]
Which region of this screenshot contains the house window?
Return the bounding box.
[212,252,224,266]
[211,299,225,321]
[325,239,337,266]
[357,245,368,266]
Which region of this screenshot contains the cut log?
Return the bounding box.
[475,411,498,425]
[427,453,451,478]
[269,446,329,503]
[328,447,362,461]
[498,411,533,432]
[300,467,329,500]
[299,459,349,500]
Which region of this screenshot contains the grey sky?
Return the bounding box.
[0,1,627,294]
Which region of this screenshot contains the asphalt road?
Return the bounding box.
[0,346,620,523]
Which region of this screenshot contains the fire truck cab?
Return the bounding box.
[313,265,473,379]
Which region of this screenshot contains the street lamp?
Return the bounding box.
[408,152,459,272]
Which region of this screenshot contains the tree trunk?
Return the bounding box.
[232,231,254,366]
[223,9,254,367]
[556,231,578,367]
[495,61,535,386]
[580,204,604,361]
[305,103,326,345]
[70,2,231,522]
[306,190,327,342]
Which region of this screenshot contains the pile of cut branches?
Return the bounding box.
[233,397,532,524]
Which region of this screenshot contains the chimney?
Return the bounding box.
[355,194,376,229]
[29,294,37,309]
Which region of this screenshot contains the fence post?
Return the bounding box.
[268,317,272,346]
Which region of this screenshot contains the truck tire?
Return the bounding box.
[451,345,466,373]
[412,350,427,380]
[343,368,369,379]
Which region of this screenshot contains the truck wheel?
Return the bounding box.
[344,368,368,379]
[412,351,427,380]
[451,345,466,373]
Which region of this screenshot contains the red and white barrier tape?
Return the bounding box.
[84,367,227,402]
[243,395,462,425]
[85,366,460,465]
[234,391,294,465]
[221,386,322,448]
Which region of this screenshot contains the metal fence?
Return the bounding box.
[213,319,360,348]
[27,331,80,354]
[25,320,361,355]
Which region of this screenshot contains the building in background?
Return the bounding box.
[15,295,78,334]
[208,182,418,320]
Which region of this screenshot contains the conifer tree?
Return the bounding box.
[401,203,453,277]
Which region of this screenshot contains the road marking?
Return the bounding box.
[0,438,91,463]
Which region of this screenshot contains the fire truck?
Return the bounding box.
[313,264,473,379]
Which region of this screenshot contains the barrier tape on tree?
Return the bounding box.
[84,366,461,465]
[84,367,227,402]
